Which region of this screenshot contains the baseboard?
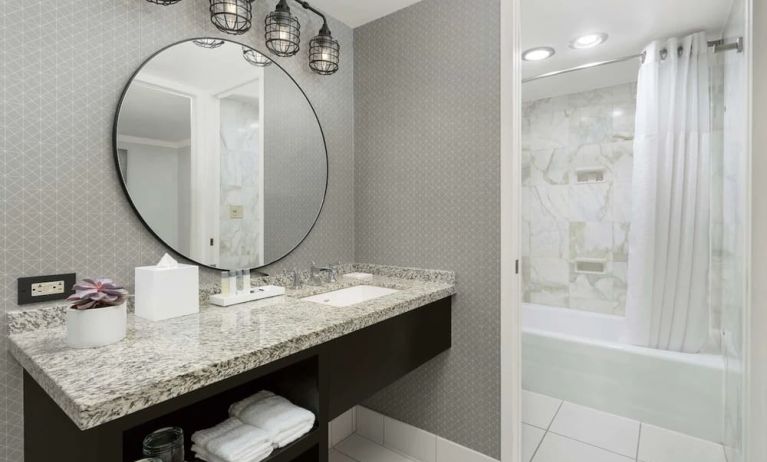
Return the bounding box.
[329,406,498,462]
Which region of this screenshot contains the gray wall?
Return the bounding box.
[0,1,354,460]
[354,0,501,457]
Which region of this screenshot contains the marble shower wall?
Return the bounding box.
[220,98,263,270]
[521,82,637,315]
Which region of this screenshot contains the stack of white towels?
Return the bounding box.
[191,391,315,462]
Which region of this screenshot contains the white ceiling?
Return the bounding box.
[521,0,734,98]
[140,41,262,95]
[119,85,191,142]
[309,0,424,28]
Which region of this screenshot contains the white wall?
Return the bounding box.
[748,0,766,460]
[177,144,192,255]
[122,141,181,249]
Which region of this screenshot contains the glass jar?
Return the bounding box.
[142,427,184,462]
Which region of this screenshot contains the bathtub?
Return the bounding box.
[522,303,723,443]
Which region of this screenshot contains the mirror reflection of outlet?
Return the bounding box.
[229,205,244,219]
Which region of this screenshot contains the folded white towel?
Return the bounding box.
[193,443,272,462]
[271,420,314,448]
[191,417,242,448]
[228,390,275,418]
[231,394,315,448]
[207,424,272,460]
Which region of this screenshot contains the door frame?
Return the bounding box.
[500,0,522,460]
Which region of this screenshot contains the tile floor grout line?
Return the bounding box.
[331,447,364,462]
[547,400,565,431]
[545,429,638,460]
[528,428,547,462]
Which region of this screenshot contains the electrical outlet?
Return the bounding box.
[31,281,65,296]
[229,205,244,219]
[18,273,76,305]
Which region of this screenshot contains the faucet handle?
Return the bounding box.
[290,268,302,289]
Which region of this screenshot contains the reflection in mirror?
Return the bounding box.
[115,39,327,270]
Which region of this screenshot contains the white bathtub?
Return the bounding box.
[522,303,723,443]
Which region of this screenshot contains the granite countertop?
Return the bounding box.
[7,264,455,431]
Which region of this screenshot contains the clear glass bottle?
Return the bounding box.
[220,271,230,296]
[236,269,244,294]
[228,270,237,296]
[243,268,251,292]
[142,427,184,462]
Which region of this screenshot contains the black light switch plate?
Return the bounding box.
[17,273,76,305]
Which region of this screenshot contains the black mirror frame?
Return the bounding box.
[112,37,329,272]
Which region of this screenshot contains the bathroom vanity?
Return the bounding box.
[8,266,454,462]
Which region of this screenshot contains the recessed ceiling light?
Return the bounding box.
[523,47,555,62]
[570,33,608,49]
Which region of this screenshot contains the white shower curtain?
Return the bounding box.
[626,32,711,353]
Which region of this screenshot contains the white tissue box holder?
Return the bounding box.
[135,264,199,321]
[209,285,286,307]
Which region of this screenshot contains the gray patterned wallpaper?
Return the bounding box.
[354,0,501,457]
[0,1,354,460]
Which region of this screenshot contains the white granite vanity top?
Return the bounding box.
[7,265,454,431]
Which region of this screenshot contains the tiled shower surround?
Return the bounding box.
[521,82,637,315]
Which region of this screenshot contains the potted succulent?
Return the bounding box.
[65,278,129,349]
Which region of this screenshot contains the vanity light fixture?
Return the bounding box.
[570,33,608,49]
[265,0,301,57]
[193,38,226,48]
[243,47,273,67]
[209,0,255,35]
[522,47,555,61]
[308,20,340,75]
[265,1,340,75]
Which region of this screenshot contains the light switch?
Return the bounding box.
[229,205,244,219]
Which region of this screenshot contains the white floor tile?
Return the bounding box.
[522,390,562,429]
[357,407,385,445]
[638,424,726,462]
[335,434,415,462]
[549,401,639,457]
[383,416,436,462]
[330,448,358,462]
[533,433,635,462]
[435,436,497,462]
[522,424,545,462]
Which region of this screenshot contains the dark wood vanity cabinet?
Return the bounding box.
[24,297,451,462]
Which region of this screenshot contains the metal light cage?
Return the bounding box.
[265,5,301,57]
[209,0,254,35]
[309,32,339,75]
[193,38,226,49]
[243,47,273,67]
[146,0,182,4]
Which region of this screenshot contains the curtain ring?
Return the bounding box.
[660,48,668,60]
[640,50,647,64]
[677,45,684,57]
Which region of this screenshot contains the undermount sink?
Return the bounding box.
[301,285,399,307]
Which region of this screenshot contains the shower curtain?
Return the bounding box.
[626,32,711,353]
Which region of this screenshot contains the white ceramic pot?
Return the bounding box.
[65,303,127,349]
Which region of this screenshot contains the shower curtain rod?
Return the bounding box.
[523,36,744,83]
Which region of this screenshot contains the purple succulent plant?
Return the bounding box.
[66,278,128,310]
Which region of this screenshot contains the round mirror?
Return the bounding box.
[114,38,328,270]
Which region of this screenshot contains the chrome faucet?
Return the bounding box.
[310,261,337,285]
[290,269,303,290]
